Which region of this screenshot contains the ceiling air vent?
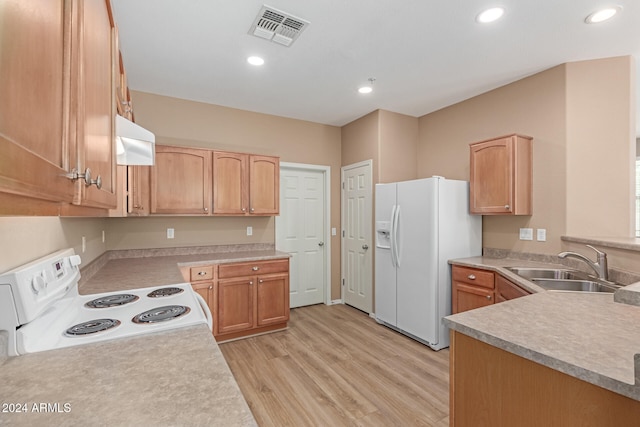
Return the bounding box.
[249,5,310,47]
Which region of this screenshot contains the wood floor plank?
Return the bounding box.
[219,304,450,426]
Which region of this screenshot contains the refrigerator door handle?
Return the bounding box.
[393,205,401,267]
[390,204,397,267]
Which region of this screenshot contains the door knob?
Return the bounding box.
[362,244,369,250]
[318,242,324,247]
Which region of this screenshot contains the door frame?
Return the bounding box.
[277,162,332,305]
[340,159,373,309]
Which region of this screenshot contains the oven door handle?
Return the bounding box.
[194,292,213,332]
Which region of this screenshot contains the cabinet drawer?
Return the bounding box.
[190,266,214,282]
[452,266,495,289]
[218,259,289,279]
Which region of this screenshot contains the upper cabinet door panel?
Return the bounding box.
[469,134,532,215]
[249,155,279,215]
[151,146,212,215]
[72,0,117,209]
[213,151,248,215]
[0,0,75,205]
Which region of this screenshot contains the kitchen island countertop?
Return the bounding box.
[446,256,640,401]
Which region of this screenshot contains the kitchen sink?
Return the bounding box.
[531,278,621,293]
[505,267,589,281]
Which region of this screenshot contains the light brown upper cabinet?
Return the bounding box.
[0,0,118,214]
[469,134,533,215]
[0,0,75,210]
[70,0,117,209]
[150,146,212,215]
[213,152,279,216]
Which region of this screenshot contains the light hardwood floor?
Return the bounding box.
[219,304,450,427]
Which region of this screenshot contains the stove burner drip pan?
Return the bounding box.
[132,305,191,324]
[65,319,121,336]
[147,287,184,298]
[85,294,139,308]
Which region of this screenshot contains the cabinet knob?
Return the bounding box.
[249,281,253,285]
[204,207,208,212]
[259,279,263,283]
[250,208,255,213]
[468,274,476,280]
[208,285,212,290]
[67,168,101,189]
[252,266,259,271]
[197,271,207,276]
[504,205,510,210]
[241,208,246,212]
[486,295,492,300]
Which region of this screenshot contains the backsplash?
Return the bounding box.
[482,247,640,286]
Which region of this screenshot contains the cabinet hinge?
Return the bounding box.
[342,182,345,189]
[342,278,345,287]
[342,230,345,238]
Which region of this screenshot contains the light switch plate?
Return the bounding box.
[167,228,174,239]
[247,226,253,236]
[519,228,533,241]
[537,228,547,241]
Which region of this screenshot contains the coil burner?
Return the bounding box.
[132,305,191,324]
[65,319,121,336]
[147,287,184,298]
[85,294,139,308]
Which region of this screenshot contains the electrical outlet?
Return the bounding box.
[247,226,253,236]
[167,228,174,239]
[537,228,547,242]
[331,227,337,236]
[81,236,86,253]
[519,228,533,241]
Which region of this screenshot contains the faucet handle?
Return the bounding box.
[586,244,606,260]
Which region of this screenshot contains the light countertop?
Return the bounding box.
[446,256,640,401]
[0,248,290,426]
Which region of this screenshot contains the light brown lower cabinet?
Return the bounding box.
[452,265,532,313]
[189,259,290,341]
[450,331,640,426]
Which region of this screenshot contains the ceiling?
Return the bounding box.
[111,0,640,133]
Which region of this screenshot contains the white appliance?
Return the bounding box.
[0,249,212,356]
[375,177,481,350]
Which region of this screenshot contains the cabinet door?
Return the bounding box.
[249,155,279,215]
[0,0,76,206]
[150,146,212,214]
[256,273,290,326]
[217,277,254,334]
[71,0,117,209]
[191,281,214,333]
[470,137,513,214]
[496,275,531,301]
[452,282,494,314]
[213,151,248,215]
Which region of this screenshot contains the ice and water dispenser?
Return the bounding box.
[376,221,391,249]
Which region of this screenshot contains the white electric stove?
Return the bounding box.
[0,249,212,356]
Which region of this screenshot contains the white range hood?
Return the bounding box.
[115,115,156,166]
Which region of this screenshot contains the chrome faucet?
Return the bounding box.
[557,245,608,281]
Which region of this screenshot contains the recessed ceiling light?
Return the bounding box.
[247,56,265,66]
[585,6,621,24]
[476,7,505,23]
[358,86,373,94]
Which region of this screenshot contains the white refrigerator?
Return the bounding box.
[375,177,482,350]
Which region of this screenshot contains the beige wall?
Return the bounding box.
[0,217,107,272]
[565,57,636,237]
[341,110,380,180]
[125,91,344,298]
[419,64,568,253]
[417,56,635,256]
[378,110,418,183]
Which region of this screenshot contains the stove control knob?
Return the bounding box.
[31,273,47,294]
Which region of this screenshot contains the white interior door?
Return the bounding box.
[276,164,328,308]
[341,160,372,313]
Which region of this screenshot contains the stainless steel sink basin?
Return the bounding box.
[531,278,621,293]
[505,267,589,281]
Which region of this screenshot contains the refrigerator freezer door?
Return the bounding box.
[374,183,398,326]
[395,178,439,344]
